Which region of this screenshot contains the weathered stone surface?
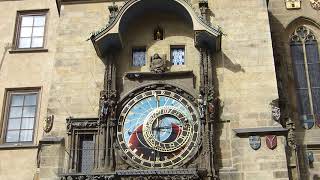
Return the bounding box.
[0,0,319,179]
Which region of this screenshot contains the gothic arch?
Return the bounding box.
[89,0,221,57]
[285,16,320,41]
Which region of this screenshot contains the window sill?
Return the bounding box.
[0,143,38,150]
[9,48,48,54]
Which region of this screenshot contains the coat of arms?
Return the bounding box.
[44,115,54,133]
[301,115,314,129]
[249,136,261,150]
[310,0,320,10]
[266,135,277,150]
[316,116,320,128]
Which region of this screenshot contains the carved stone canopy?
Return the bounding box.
[89,0,221,57]
[60,169,204,180]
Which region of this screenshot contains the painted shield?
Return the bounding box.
[301,115,314,129]
[315,116,320,128]
[266,135,277,150]
[249,136,261,150]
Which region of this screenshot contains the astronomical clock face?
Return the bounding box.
[117,90,200,168]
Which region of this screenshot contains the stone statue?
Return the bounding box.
[150,53,167,73]
[100,92,117,120]
[197,95,206,119]
[100,95,109,119]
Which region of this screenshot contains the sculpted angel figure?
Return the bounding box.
[150,53,167,73]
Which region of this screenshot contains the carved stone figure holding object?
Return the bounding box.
[150,53,167,73]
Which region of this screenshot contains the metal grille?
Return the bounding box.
[171,47,185,65]
[132,48,146,67]
[79,135,94,173]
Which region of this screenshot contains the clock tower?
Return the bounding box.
[62,0,221,179]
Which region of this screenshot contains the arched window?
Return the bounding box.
[290,26,320,129]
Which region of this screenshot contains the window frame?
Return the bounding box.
[0,88,40,144]
[12,9,49,51]
[170,45,186,65]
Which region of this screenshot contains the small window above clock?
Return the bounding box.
[171,46,185,65]
[132,47,146,67]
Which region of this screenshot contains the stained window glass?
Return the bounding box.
[290,26,320,128]
[171,46,185,65]
[132,48,146,67]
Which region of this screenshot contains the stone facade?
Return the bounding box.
[0,0,318,180]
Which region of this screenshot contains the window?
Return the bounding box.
[13,10,47,49]
[290,26,320,129]
[171,46,185,65]
[3,90,39,143]
[132,47,146,67]
[79,134,94,173]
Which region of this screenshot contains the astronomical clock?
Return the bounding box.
[117,89,201,169]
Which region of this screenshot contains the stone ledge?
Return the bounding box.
[306,143,320,149]
[9,48,48,54]
[0,144,38,150]
[125,71,194,80]
[39,136,64,145]
[233,126,288,137]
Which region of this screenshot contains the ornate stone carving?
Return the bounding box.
[108,2,119,24]
[310,0,320,10]
[43,115,54,133]
[150,53,167,73]
[60,174,115,180]
[99,90,117,121]
[285,0,301,9]
[66,118,100,135]
[286,118,296,150]
[197,94,206,119]
[199,0,209,20]
[60,169,202,180]
[270,100,281,122]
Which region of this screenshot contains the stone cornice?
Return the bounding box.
[233,126,288,137]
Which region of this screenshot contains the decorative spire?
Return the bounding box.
[199,0,209,22]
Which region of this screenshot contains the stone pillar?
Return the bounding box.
[38,137,65,180]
